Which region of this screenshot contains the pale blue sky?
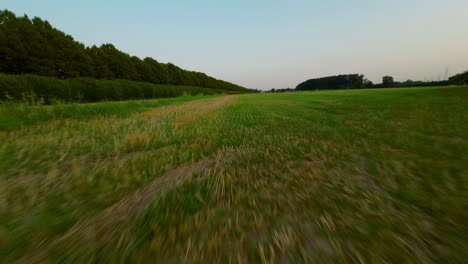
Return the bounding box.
[2,0,468,89]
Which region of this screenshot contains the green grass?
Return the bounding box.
[0,86,467,263]
[0,94,218,130]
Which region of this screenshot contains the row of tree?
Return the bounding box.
[0,73,222,103]
[296,74,372,91]
[0,10,248,93]
[296,71,468,91]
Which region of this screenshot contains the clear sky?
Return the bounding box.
[2,0,468,89]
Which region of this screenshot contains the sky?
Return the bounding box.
[2,0,468,90]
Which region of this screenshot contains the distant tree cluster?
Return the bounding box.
[296,74,371,91]
[448,71,468,85]
[382,76,394,87]
[268,88,294,93]
[371,75,452,88]
[248,88,262,93]
[0,10,247,93]
[296,72,467,91]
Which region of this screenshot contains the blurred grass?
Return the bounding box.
[0,86,467,263]
[0,94,217,130]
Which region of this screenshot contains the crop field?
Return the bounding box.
[0,87,467,262]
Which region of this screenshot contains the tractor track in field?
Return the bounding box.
[12,95,241,263]
[15,150,238,263]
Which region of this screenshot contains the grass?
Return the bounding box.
[0,86,467,263]
[0,94,219,130]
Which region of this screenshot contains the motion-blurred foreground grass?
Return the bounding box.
[1,87,467,263]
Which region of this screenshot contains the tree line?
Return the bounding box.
[296,74,371,91]
[295,71,468,91]
[0,74,223,103]
[0,10,247,93]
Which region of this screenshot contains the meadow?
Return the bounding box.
[0,86,467,263]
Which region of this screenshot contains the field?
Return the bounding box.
[1,86,467,263]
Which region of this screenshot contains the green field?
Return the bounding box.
[1,87,467,262]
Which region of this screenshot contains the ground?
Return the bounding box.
[0,87,467,263]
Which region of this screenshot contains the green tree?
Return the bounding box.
[0,9,248,93]
[382,76,394,87]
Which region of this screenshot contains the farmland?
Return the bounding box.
[1,86,467,262]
